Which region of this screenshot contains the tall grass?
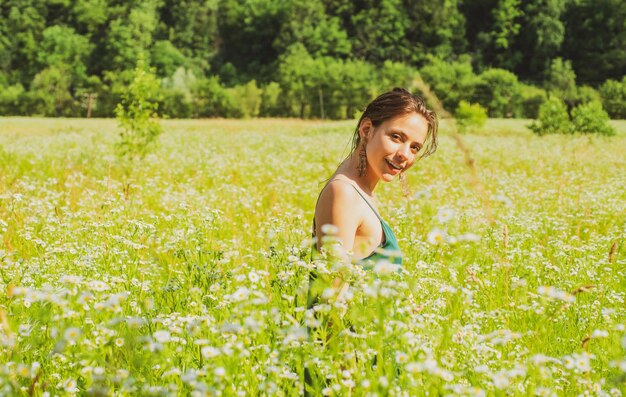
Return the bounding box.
[0,117,624,396]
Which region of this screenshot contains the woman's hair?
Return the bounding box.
[351,87,438,159]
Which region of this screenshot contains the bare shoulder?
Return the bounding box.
[317,179,359,210]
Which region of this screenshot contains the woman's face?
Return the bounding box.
[360,112,429,182]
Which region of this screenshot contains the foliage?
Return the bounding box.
[519,84,547,119]
[472,68,522,117]
[259,82,283,117]
[570,101,615,136]
[114,57,163,160]
[545,57,577,107]
[28,66,75,117]
[0,83,25,115]
[454,100,487,132]
[228,80,263,118]
[0,0,624,118]
[529,96,570,135]
[599,77,626,119]
[561,0,626,85]
[419,56,476,112]
[191,76,241,118]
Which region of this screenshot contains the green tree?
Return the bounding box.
[516,0,566,81]
[37,25,92,84]
[570,102,615,135]
[105,1,159,71]
[545,58,577,108]
[599,77,626,119]
[472,68,522,117]
[420,56,477,112]
[157,0,219,75]
[529,96,571,135]
[151,40,187,78]
[275,0,351,59]
[562,0,626,85]
[1,1,47,86]
[115,56,163,160]
[217,0,287,82]
[28,65,74,116]
[350,0,410,63]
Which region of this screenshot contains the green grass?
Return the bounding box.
[0,117,625,396]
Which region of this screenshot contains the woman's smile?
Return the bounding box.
[385,158,404,173]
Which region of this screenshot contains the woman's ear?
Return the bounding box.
[359,118,372,140]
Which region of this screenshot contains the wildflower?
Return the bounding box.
[17,364,31,378]
[115,338,125,347]
[562,355,575,369]
[537,286,575,303]
[457,233,481,242]
[63,378,78,393]
[321,224,339,235]
[574,354,591,372]
[231,287,250,302]
[201,346,220,359]
[591,329,609,338]
[427,228,448,245]
[214,367,226,377]
[436,208,455,223]
[414,189,431,199]
[64,327,81,345]
[492,371,509,389]
[153,330,171,343]
[395,352,409,364]
[88,280,110,292]
[248,271,260,283]
[373,260,401,275]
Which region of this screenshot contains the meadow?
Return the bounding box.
[0,117,625,396]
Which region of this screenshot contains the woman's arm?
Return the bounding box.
[314,181,362,256]
[314,181,362,297]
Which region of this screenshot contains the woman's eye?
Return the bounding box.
[391,134,401,140]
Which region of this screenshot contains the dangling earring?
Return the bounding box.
[357,143,367,177]
[399,171,410,197]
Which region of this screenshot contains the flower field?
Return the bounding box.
[0,117,625,396]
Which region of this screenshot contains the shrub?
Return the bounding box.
[419,56,477,112]
[528,97,571,135]
[599,77,626,119]
[259,82,283,117]
[115,57,163,160]
[0,83,25,115]
[29,66,76,116]
[455,101,487,133]
[160,88,192,119]
[519,84,547,119]
[570,102,615,136]
[472,68,522,117]
[575,85,602,107]
[191,76,241,118]
[545,58,577,107]
[228,80,262,118]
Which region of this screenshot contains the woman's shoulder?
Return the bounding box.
[319,178,360,204]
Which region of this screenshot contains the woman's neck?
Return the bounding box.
[336,155,379,196]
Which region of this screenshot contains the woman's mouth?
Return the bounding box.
[385,159,403,173]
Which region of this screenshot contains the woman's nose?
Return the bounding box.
[398,145,410,159]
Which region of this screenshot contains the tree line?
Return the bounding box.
[0,0,625,119]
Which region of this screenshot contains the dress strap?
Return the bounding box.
[333,180,383,222]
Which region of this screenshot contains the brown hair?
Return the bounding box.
[351,87,438,159]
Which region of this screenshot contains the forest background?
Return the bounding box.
[0,0,625,120]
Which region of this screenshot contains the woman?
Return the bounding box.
[313,88,438,268]
[304,88,438,395]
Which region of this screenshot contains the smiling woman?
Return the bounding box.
[312,88,439,266]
